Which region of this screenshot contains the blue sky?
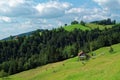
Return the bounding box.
[0,0,120,39]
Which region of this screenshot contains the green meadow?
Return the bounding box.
[64,24,90,31]
[1,43,120,80]
[63,24,113,31]
[86,23,113,30]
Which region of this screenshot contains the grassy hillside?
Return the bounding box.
[1,43,120,80]
[63,24,113,31]
[86,23,113,30]
[64,24,90,31]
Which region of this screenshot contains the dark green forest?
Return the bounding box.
[90,18,116,25]
[0,22,120,76]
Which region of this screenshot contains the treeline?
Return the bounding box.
[71,20,85,26]
[91,18,116,25]
[0,24,120,76]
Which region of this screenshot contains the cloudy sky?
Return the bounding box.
[0,0,120,39]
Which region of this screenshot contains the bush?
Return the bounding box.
[0,70,9,78]
[80,20,85,26]
[71,20,79,25]
[109,46,114,53]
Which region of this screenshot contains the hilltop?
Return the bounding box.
[2,29,44,40]
[2,43,120,80]
[64,24,90,31]
[63,19,114,31]
[63,23,113,31]
[2,20,114,40]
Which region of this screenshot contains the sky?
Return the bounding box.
[0,0,120,39]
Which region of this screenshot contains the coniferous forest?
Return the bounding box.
[0,22,120,76]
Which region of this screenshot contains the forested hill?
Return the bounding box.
[2,29,44,40]
[4,43,120,80]
[0,21,120,76]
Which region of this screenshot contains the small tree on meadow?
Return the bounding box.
[71,20,79,25]
[109,46,114,53]
[64,24,67,26]
[80,20,85,26]
[0,70,9,79]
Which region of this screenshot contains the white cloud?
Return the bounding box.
[34,1,72,18]
[93,0,120,21]
[0,0,72,18]
[0,0,35,17]
[0,0,25,13]
[64,7,109,22]
[0,0,23,11]
[0,16,11,22]
[66,8,84,14]
[93,0,120,10]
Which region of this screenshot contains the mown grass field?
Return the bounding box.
[64,24,90,31]
[86,23,113,30]
[1,43,120,80]
[63,24,113,31]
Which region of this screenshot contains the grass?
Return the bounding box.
[64,24,90,31]
[86,23,113,30]
[1,43,120,80]
[63,23,113,31]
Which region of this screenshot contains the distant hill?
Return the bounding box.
[2,29,43,40]
[90,18,116,25]
[86,23,113,30]
[2,31,34,40]
[2,23,114,40]
[63,23,113,31]
[4,43,120,80]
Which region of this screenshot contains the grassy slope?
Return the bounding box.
[86,23,113,30]
[63,24,113,31]
[64,24,90,31]
[1,43,120,80]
